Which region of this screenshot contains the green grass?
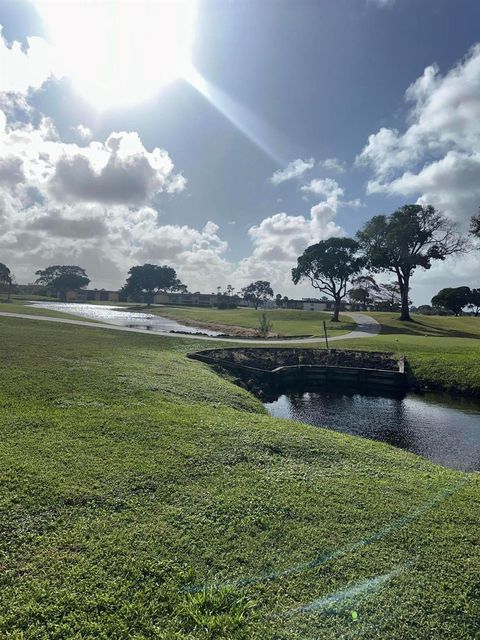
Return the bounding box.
[150,305,355,337]
[0,316,479,638]
[334,312,480,396]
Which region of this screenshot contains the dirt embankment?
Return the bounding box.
[193,348,402,371]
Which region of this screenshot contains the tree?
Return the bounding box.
[275,293,283,308]
[357,204,466,322]
[226,284,235,297]
[241,280,274,309]
[431,286,471,316]
[468,288,480,317]
[0,262,12,301]
[292,238,364,322]
[376,281,403,311]
[470,212,480,238]
[35,265,90,301]
[122,264,186,305]
[348,275,380,310]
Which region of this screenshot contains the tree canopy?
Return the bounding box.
[431,287,471,316]
[470,212,480,238]
[122,264,186,304]
[240,280,273,309]
[357,204,465,321]
[292,237,364,321]
[35,265,90,301]
[468,288,480,316]
[0,262,12,301]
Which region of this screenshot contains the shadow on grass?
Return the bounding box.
[379,317,480,339]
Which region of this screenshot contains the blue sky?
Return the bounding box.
[1,0,480,302]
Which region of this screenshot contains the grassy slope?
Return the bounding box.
[335,312,480,395]
[150,306,355,337]
[0,316,479,639]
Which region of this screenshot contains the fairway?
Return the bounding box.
[337,312,480,396]
[150,305,355,337]
[0,315,479,639]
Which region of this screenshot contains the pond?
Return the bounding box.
[30,302,223,336]
[264,390,480,471]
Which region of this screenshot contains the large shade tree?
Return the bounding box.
[431,286,471,316]
[357,204,466,322]
[0,262,12,301]
[240,280,274,309]
[292,238,364,322]
[35,265,90,301]
[121,264,186,305]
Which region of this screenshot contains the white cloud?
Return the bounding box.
[73,124,92,141]
[0,118,186,206]
[233,194,345,293]
[301,177,344,200]
[357,43,480,227]
[0,26,58,94]
[320,157,346,173]
[50,131,186,205]
[0,106,230,291]
[270,157,315,185]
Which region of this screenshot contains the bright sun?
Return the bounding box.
[35,0,197,110]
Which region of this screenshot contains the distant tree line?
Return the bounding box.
[2,203,480,322]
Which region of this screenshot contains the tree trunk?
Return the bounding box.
[332,297,341,322]
[398,274,412,321]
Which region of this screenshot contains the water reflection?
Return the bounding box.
[30,302,222,336]
[265,390,480,471]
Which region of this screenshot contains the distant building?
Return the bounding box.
[67,289,119,303]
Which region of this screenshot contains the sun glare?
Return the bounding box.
[35,0,197,110]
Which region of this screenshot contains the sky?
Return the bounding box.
[1,0,480,303]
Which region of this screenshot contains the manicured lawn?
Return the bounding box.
[335,312,480,395]
[150,305,355,337]
[0,316,478,639]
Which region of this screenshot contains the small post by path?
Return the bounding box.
[323,320,329,349]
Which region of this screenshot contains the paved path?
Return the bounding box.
[0,311,380,345]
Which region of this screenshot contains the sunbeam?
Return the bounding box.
[186,66,291,166]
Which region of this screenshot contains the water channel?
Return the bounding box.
[265,390,480,471]
[30,302,223,336]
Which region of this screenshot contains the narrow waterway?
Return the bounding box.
[30,302,223,336]
[265,390,480,471]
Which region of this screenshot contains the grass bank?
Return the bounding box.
[149,305,355,337]
[335,312,480,396]
[0,316,478,639]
